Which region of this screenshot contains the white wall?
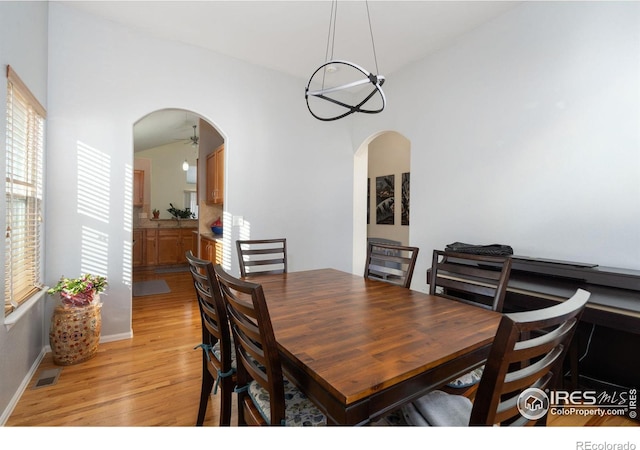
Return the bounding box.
[0,0,49,425]
[45,2,354,342]
[4,0,639,424]
[353,1,640,291]
[135,142,198,219]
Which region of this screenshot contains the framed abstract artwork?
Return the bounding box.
[402,172,410,226]
[367,178,370,224]
[376,174,394,225]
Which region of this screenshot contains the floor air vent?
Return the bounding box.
[32,368,61,389]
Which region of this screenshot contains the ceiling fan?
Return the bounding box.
[176,125,199,147]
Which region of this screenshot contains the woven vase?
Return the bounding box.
[49,297,102,366]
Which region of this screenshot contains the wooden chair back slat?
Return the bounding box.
[186,251,234,426]
[214,265,285,425]
[364,242,419,289]
[470,289,590,426]
[429,250,512,312]
[236,238,287,278]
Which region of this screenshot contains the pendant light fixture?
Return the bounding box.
[181,124,198,171]
[305,0,385,121]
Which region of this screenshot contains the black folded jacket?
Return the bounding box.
[445,242,513,256]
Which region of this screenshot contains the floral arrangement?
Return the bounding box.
[47,274,108,307]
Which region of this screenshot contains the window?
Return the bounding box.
[185,190,198,219]
[4,65,46,317]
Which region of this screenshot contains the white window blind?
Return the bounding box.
[4,65,46,317]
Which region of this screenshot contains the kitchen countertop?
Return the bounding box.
[199,232,224,242]
[134,220,223,243]
[135,219,198,229]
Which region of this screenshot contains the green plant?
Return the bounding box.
[167,203,195,219]
[152,208,159,215]
[47,274,108,307]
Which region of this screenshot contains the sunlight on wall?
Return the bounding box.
[76,141,110,279]
[236,215,270,272]
[122,239,132,287]
[77,141,111,224]
[222,211,235,271]
[123,164,133,233]
[80,226,109,277]
[238,219,251,241]
[122,164,133,286]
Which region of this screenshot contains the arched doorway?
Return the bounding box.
[132,108,226,280]
[353,131,411,277]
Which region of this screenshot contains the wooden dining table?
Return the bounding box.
[256,268,503,425]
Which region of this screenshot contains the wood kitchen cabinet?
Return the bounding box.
[200,236,217,263]
[133,169,144,206]
[140,227,196,267]
[145,229,158,266]
[192,231,199,258]
[199,235,222,264]
[157,229,181,265]
[157,228,196,265]
[133,229,144,267]
[206,145,224,205]
[179,228,195,263]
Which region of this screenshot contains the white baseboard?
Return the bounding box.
[100,331,134,343]
[42,330,133,352]
[0,348,46,426]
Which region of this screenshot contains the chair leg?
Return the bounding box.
[569,336,579,391]
[237,392,248,426]
[219,377,233,426]
[196,363,215,426]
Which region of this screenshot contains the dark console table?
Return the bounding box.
[427,254,640,388]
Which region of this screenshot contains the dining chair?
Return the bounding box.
[429,249,513,388]
[186,251,236,426]
[236,238,287,278]
[402,288,590,426]
[429,249,512,312]
[364,241,419,289]
[213,265,326,426]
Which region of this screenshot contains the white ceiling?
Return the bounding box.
[134,109,202,152]
[63,0,520,150]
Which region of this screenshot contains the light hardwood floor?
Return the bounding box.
[6,267,637,427]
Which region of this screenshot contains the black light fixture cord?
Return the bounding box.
[325,0,337,62]
[323,1,380,75]
[365,0,380,75]
[322,0,338,89]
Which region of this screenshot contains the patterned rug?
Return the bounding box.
[369,409,409,426]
